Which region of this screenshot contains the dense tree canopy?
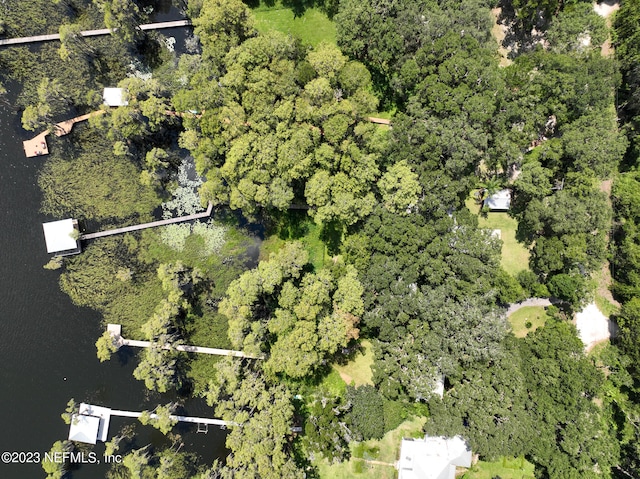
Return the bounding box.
[178,30,384,224]
[16,0,637,476]
[220,242,364,378]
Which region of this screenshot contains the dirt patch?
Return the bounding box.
[597,261,621,309]
[593,0,619,19]
[338,371,353,385]
[575,303,618,351]
[491,7,513,67]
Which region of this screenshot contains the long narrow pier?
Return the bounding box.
[107,324,264,359]
[79,201,213,240]
[70,402,300,445]
[0,20,192,46]
[110,409,232,427]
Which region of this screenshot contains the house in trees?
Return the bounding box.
[102,88,128,107]
[397,435,472,479]
[42,218,81,256]
[484,189,511,211]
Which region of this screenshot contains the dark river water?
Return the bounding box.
[0,9,227,479]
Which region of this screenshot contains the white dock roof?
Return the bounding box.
[103,88,128,107]
[68,414,101,445]
[42,219,79,254]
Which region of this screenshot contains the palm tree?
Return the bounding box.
[476,175,504,204]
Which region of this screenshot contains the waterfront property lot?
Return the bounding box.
[252,3,336,46]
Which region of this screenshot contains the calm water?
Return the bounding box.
[0,20,227,479]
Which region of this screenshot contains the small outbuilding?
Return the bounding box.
[397,435,472,479]
[102,87,128,107]
[484,189,511,211]
[68,403,112,445]
[42,219,81,256]
[68,414,101,445]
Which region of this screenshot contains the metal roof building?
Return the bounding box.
[42,219,81,255]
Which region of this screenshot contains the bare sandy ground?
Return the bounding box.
[594,0,620,18]
[575,303,618,351]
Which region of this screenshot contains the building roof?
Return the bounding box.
[398,435,472,479]
[78,403,112,442]
[102,88,128,107]
[42,219,79,254]
[484,189,511,211]
[68,414,101,445]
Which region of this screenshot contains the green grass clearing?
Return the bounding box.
[466,197,530,276]
[316,459,395,479]
[508,306,549,337]
[253,5,336,46]
[260,212,330,271]
[462,456,535,479]
[332,340,374,387]
[319,367,347,397]
[316,416,426,479]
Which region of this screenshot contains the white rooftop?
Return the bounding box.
[68,403,113,444]
[68,414,101,445]
[42,219,79,254]
[398,435,472,479]
[485,189,511,211]
[103,88,128,107]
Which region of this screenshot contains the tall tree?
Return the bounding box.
[205,359,304,479]
[220,242,364,378]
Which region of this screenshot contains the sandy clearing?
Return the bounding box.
[575,303,618,351]
[594,0,620,18]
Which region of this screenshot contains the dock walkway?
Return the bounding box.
[0,20,192,46]
[109,409,232,427]
[107,324,264,359]
[80,201,213,240]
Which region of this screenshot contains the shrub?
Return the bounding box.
[383,400,406,433]
[346,385,385,440]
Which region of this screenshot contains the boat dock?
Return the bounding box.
[69,402,233,445]
[107,324,263,359]
[23,111,105,158]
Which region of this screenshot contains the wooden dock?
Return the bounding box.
[107,324,264,359]
[367,116,392,126]
[23,130,50,158]
[0,20,192,46]
[53,111,104,136]
[23,110,105,158]
[80,201,214,240]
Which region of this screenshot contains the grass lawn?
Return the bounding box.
[260,214,329,271]
[508,306,549,337]
[332,340,374,387]
[253,4,336,46]
[319,368,347,397]
[466,198,530,276]
[316,416,426,479]
[316,459,396,479]
[462,457,535,479]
